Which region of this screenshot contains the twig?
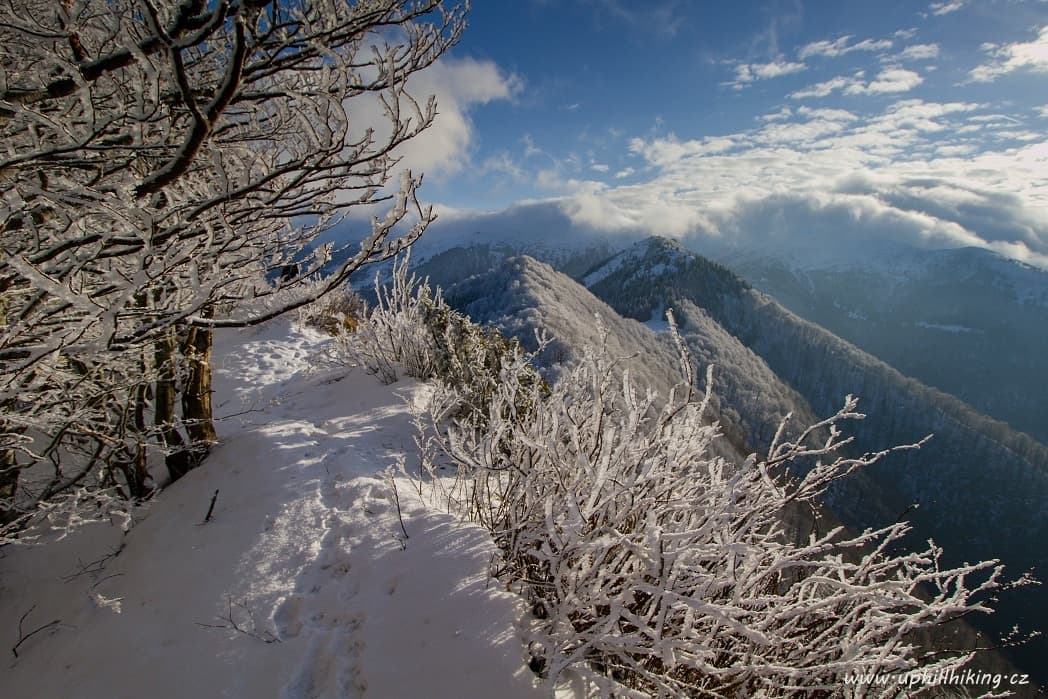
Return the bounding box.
[12,605,61,658]
[214,405,270,421]
[196,597,280,644]
[62,542,126,582]
[387,471,409,542]
[202,489,219,524]
[89,572,124,591]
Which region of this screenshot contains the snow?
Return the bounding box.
[0,318,539,698]
[914,321,980,334]
[582,240,683,288]
[582,251,628,287]
[644,301,671,333]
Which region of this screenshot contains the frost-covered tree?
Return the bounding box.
[0,0,465,535]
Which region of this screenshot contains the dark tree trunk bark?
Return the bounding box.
[155,328,190,481]
[155,308,217,484]
[0,289,19,524]
[124,381,151,498]
[0,444,19,526]
[181,324,217,448]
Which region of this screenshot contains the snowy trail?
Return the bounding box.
[0,319,539,698]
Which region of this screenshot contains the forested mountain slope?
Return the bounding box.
[584,236,1048,676]
[416,245,1039,687]
[426,253,820,461]
[426,252,909,550]
[716,245,1048,444]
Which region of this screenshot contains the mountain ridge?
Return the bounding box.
[415,243,1044,686]
[712,242,1048,442]
[582,236,1048,678]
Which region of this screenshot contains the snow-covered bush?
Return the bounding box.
[343,256,545,429]
[300,287,366,336]
[1,350,156,543]
[420,313,1019,697]
[337,255,441,384]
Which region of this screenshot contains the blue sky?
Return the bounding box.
[386,0,1048,265]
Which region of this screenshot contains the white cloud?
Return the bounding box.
[928,1,964,15]
[524,99,1048,267]
[874,99,982,131]
[799,36,851,59]
[728,60,806,89]
[560,186,712,237]
[844,68,924,94]
[789,76,854,99]
[591,163,610,173]
[751,61,807,79]
[614,167,635,179]
[480,152,526,180]
[789,68,922,99]
[796,106,860,122]
[968,113,1021,124]
[521,134,544,159]
[854,38,895,53]
[759,106,794,122]
[799,35,893,59]
[936,143,977,156]
[970,26,1048,82]
[756,117,852,145]
[898,44,940,60]
[629,134,738,166]
[355,57,521,180]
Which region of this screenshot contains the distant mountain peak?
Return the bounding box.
[581,236,749,323]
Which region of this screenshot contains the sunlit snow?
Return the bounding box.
[0,319,539,698]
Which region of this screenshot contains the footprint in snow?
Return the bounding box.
[274,595,304,639]
[318,552,351,579]
[281,616,365,699]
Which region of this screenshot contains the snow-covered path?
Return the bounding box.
[0,320,540,698]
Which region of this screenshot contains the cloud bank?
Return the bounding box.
[532,99,1048,267]
[412,18,1048,271]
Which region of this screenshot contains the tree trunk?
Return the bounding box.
[155,328,190,481]
[0,291,18,524]
[181,320,217,460]
[125,381,151,498]
[0,444,19,527]
[155,313,217,484]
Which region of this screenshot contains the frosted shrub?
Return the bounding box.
[1,353,157,543]
[343,256,544,428]
[422,314,1017,697]
[338,254,441,383]
[300,286,366,336]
